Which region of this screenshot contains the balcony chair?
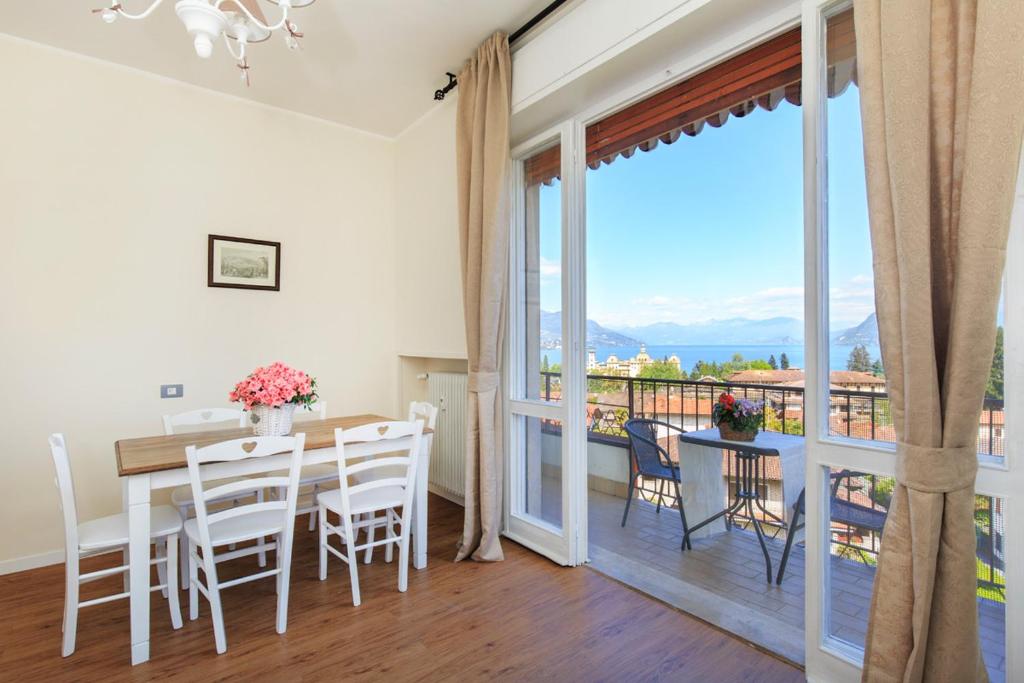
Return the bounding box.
[775,469,889,584]
[621,419,691,550]
[184,434,306,654]
[49,434,182,657]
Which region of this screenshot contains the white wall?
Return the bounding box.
[0,35,399,568]
[394,97,467,360]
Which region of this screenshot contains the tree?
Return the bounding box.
[780,353,790,369]
[768,354,778,370]
[870,358,885,377]
[541,355,550,373]
[987,326,1004,400]
[847,345,873,372]
[638,360,682,381]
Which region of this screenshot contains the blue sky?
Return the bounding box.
[535,85,878,332]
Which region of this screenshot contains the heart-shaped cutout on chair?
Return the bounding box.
[377,425,389,436]
[201,411,213,420]
[241,441,258,453]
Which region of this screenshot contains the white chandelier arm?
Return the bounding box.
[223,33,247,61]
[113,0,167,20]
[214,0,290,32]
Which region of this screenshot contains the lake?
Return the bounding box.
[539,344,882,373]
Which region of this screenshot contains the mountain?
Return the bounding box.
[614,317,804,345]
[833,313,879,346]
[540,311,642,349]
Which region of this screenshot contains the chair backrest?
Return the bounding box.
[623,418,676,476]
[408,401,438,430]
[49,434,79,553]
[163,408,246,436]
[295,400,327,421]
[185,434,306,551]
[332,421,423,518]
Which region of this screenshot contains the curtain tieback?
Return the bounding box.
[467,371,500,393]
[895,442,978,493]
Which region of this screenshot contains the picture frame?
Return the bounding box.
[207,234,281,291]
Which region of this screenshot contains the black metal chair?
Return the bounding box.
[621,419,691,549]
[776,470,889,584]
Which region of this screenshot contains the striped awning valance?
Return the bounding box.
[525,8,856,187]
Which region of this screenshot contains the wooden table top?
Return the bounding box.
[115,414,432,476]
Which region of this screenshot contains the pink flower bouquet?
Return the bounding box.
[229,362,318,411]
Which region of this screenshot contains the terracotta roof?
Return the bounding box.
[727,369,805,384]
[829,371,886,385]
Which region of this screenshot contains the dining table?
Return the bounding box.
[677,428,804,583]
[115,413,433,666]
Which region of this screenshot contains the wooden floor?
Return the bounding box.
[0,495,803,682]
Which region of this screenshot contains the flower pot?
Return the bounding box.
[718,422,758,442]
[249,403,296,436]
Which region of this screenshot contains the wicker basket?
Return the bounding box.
[717,422,758,442]
[249,403,296,436]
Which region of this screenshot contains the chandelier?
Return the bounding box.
[93,0,315,85]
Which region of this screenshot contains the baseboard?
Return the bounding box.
[0,549,64,576]
[428,484,465,507]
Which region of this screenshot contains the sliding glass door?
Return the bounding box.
[505,122,588,566]
[802,2,1022,681]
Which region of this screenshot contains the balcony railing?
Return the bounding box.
[538,371,1005,458]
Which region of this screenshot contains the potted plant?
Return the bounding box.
[712,392,763,442]
[229,362,318,436]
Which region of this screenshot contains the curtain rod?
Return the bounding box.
[433,0,570,101]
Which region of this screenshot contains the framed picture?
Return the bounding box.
[207,235,281,291]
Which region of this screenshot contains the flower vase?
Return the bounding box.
[718,422,758,442]
[249,403,296,436]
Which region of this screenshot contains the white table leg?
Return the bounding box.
[121,478,131,591]
[413,434,432,569]
[127,473,152,665]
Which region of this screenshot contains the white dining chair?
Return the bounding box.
[354,401,437,563]
[49,433,183,657]
[184,433,306,654]
[317,421,423,606]
[163,408,266,584]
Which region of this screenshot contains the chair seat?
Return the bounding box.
[171,477,256,508]
[637,463,680,481]
[318,486,405,516]
[184,510,286,547]
[830,498,888,533]
[78,505,182,551]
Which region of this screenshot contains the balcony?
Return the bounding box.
[534,372,1007,679]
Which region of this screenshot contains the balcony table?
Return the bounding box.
[678,428,804,583]
[114,413,433,666]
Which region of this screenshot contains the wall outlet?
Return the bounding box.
[160,384,184,399]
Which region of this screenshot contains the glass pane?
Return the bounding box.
[514,414,563,528]
[824,467,1005,681]
[824,8,891,446]
[521,142,562,402]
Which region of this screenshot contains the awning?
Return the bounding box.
[525,8,856,187]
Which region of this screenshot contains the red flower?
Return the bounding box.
[719,393,735,407]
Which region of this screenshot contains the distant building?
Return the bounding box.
[587,344,680,378]
[726,368,886,393]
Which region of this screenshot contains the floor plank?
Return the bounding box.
[0,495,804,682]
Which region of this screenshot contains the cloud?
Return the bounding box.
[539,256,561,280]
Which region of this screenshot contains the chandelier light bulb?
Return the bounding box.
[101,8,118,24]
[194,34,214,58]
[285,35,299,51]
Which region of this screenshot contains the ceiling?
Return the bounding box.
[3,0,551,137]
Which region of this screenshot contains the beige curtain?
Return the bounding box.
[854,2,1024,681]
[454,32,512,562]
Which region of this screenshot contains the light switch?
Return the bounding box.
[161,384,184,399]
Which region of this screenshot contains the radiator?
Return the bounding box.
[427,372,467,504]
